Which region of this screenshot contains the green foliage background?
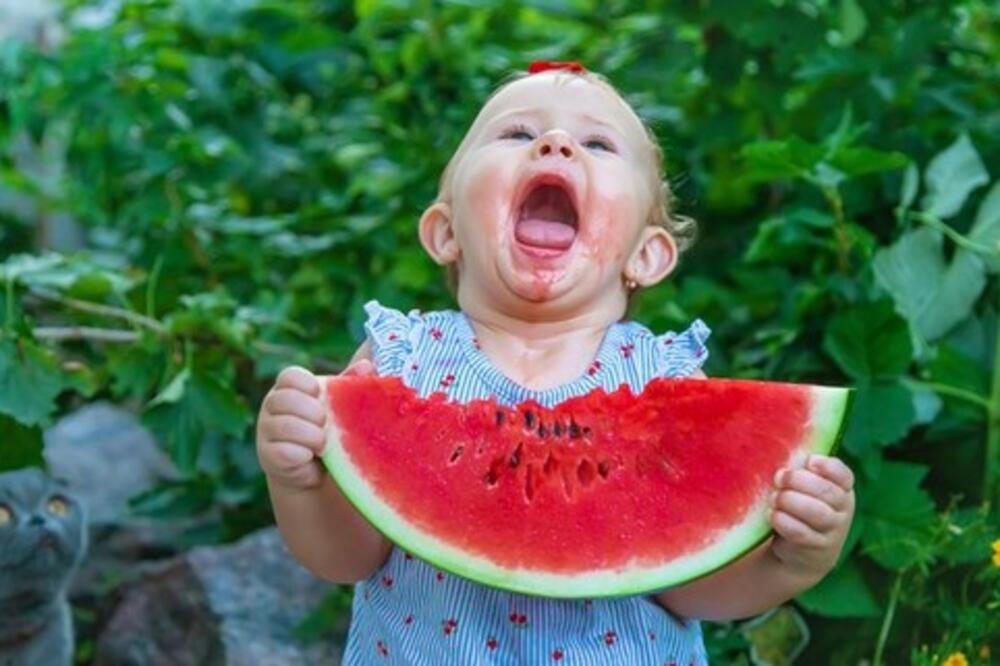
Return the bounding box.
[1,1,999,664]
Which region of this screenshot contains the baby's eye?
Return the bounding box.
[583,136,616,153]
[500,125,534,142]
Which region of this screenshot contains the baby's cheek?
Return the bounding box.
[578,192,640,265]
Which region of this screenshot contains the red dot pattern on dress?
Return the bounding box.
[604,630,617,646]
[620,343,635,358]
[473,337,481,350]
[649,631,656,640]
[442,618,458,636]
[403,614,414,625]
[587,360,603,376]
[381,575,393,588]
[430,328,443,341]
[435,571,444,581]
[509,612,528,627]
[375,639,388,657]
[486,637,498,651]
[440,373,456,388]
[663,336,675,345]
[387,333,398,341]
[552,648,564,661]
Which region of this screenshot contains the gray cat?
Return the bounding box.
[0,468,87,666]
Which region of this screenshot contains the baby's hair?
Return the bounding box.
[435,67,698,294]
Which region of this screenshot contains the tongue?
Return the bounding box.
[515,218,576,250]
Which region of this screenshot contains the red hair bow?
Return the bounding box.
[528,60,586,75]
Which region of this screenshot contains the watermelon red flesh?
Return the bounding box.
[321,376,850,598]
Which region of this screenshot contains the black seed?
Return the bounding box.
[583,426,592,437]
[485,469,499,486]
[509,443,523,468]
[524,411,535,429]
[597,461,611,478]
[569,422,582,439]
[449,446,464,463]
[537,423,548,438]
[553,422,563,437]
[496,410,505,427]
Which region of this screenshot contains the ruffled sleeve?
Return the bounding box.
[654,318,711,378]
[363,300,423,378]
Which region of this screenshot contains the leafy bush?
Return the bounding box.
[1,1,998,663]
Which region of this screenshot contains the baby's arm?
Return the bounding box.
[257,342,392,583]
[655,369,856,621]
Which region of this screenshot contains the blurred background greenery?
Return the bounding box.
[1,0,998,664]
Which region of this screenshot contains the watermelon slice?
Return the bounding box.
[320,376,851,598]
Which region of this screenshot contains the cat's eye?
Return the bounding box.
[47,497,69,517]
[0,504,11,526]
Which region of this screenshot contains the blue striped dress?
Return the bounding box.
[342,300,712,666]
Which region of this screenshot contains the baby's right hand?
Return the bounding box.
[256,360,374,491]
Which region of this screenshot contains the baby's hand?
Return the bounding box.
[256,361,374,491]
[768,453,856,582]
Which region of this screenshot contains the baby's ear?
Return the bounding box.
[627,226,677,288]
[419,202,460,265]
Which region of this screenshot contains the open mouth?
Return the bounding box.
[514,179,579,252]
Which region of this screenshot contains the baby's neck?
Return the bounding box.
[461,305,615,391]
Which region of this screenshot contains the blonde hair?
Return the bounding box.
[435,68,698,293]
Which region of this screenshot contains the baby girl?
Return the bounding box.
[256,62,856,664]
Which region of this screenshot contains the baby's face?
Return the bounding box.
[426,73,673,320]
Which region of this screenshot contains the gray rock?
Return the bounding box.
[44,401,175,525]
[94,528,345,665]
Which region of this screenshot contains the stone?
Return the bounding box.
[94,528,345,665]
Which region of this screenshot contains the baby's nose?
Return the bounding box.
[533,131,574,160]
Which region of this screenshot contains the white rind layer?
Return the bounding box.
[320,380,851,598]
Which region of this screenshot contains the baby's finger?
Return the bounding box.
[269,441,315,469]
[771,509,825,549]
[263,415,326,454]
[806,454,855,492]
[773,489,839,533]
[263,389,326,426]
[342,359,375,377]
[776,468,850,512]
[275,366,321,397]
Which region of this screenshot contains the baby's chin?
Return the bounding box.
[494,249,596,306]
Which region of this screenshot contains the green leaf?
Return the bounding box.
[859,462,937,570]
[796,559,881,618]
[842,381,915,459]
[143,367,251,473]
[823,301,912,380]
[740,138,824,183]
[839,0,868,46]
[921,133,989,219]
[874,228,987,342]
[0,337,65,426]
[968,181,1000,272]
[0,413,44,471]
[899,162,919,209]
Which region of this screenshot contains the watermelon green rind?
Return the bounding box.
[319,379,853,599]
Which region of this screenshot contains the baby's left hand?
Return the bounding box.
[768,453,856,583]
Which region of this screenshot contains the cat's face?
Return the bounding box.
[0,468,86,594]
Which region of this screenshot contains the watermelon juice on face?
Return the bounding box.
[256,62,856,666]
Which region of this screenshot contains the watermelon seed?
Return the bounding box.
[485,456,506,486]
[524,411,536,429]
[449,446,465,464]
[577,459,595,487]
[569,421,582,439]
[553,422,563,437]
[509,443,523,468]
[597,460,611,479]
[496,410,505,427]
[537,423,548,438]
